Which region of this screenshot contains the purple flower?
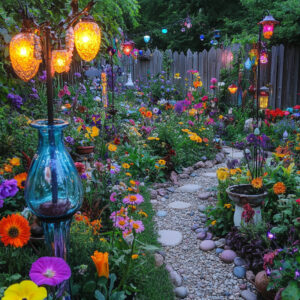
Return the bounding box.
[174,101,184,114]
[7,93,23,108]
[0,179,18,200]
[30,93,39,100]
[227,159,239,169]
[39,70,47,82]
[188,120,194,126]
[32,88,38,93]
[81,173,88,180]
[295,270,300,279]
[74,72,81,78]
[267,231,275,240]
[29,256,71,286]
[0,199,3,208]
[64,136,75,145]
[246,133,257,145]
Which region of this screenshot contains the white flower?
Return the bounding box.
[94,96,101,102]
[218,82,225,87]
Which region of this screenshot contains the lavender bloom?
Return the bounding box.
[74,72,81,78]
[7,93,23,108]
[30,93,39,100]
[234,141,245,150]
[39,70,47,82]
[0,179,19,200]
[64,136,75,145]
[32,88,38,93]
[174,101,184,114]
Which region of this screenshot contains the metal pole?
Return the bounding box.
[45,27,54,125]
[256,25,262,125]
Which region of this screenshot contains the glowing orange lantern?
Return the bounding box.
[52,50,71,73]
[228,84,238,94]
[259,15,279,40]
[9,32,42,81]
[74,17,101,61]
[122,41,134,56]
[259,86,269,109]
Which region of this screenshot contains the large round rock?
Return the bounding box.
[199,240,215,251]
[220,250,237,263]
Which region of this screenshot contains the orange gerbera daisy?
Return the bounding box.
[0,214,31,248]
[251,177,263,189]
[14,172,28,189]
[146,111,152,118]
[273,182,286,195]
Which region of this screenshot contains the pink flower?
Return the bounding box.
[110,192,117,202]
[194,103,203,109]
[188,120,194,126]
[29,256,71,286]
[210,85,216,90]
[123,194,144,205]
[210,77,218,84]
[296,199,300,205]
[114,217,129,230]
[129,119,135,126]
[58,85,71,98]
[58,89,65,98]
[202,96,208,101]
[130,220,145,233]
[283,111,290,116]
[94,162,104,172]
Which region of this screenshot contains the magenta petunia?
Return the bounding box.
[29,256,71,286]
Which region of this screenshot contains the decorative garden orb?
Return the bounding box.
[74,19,101,61]
[244,57,252,70]
[9,32,42,82]
[143,35,150,43]
[51,50,71,73]
[162,28,168,34]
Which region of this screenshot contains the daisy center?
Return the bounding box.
[8,226,19,238]
[43,269,56,278]
[133,223,139,229]
[119,220,126,226]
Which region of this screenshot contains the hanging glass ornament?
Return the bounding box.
[244,57,252,70]
[200,34,205,41]
[162,28,168,34]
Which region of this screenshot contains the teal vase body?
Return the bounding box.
[25,119,83,221]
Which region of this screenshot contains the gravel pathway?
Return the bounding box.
[151,147,257,300]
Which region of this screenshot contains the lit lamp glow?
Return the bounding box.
[259,15,279,39]
[9,32,42,81]
[228,83,238,94]
[74,18,101,61]
[122,41,134,56]
[52,50,71,73]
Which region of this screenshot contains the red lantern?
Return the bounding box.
[259,15,279,39]
[122,41,134,56]
[228,84,238,94]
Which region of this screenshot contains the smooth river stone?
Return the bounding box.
[199,240,215,251]
[158,230,183,246]
[220,250,237,263]
[177,184,201,193]
[196,232,207,240]
[233,266,246,278]
[174,286,188,299]
[156,210,167,217]
[168,201,191,209]
[234,257,247,266]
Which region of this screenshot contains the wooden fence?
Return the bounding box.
[119,45,300,109]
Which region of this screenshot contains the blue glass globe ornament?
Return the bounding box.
[244,57,252,70]
[162,28,168,34]
[200,34,205,41]
[143,35,150,43]
[139,50,143,56]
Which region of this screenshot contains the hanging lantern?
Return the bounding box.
[143,35,150,43]
[244,57,252,70]
[162,28,168,34]
[74,17,101,61]
[200,34,205,41]
[122,41,134,56]
[228,84,238,94]
[52,50,71,73]
[259,86,269,109]
[259,15,279,39]
[9,32,42,82]
[260,52,268,64]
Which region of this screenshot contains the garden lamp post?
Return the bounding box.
[256,12,279,122]
[9,1,101,298]
[122,40,135,87]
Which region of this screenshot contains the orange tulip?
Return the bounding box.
[91,251,109,278]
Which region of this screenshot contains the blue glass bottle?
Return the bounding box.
[25,119,83,221]
[25,119,83,299]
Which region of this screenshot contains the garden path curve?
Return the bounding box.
[151,147,257,300]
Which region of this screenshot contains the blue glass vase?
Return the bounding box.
[25,119,83,221]
[25,119,83,299]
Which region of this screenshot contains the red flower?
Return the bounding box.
[241,203,255,223]
[201,96,208,101]
[296,199,300,205]
[263,252,276,269]
[75,162,85,175]
[113,137,121,145]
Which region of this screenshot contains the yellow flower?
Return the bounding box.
[9,157,20,166]
[211,220,216,226]
[219,115,224,120]
[77,125,82,132]
[91,126,99,137]
[189,108,197,116]
[100,238,107,243]
[182,129,190,133]
[2,280,47,300]
[155,165,159,169]
[174,73,181,79]
[125,172,132,177]
[138,210,148,218]
[224,203,232,209]
[91,251,109,278]
[178,122,183,125]
[128,187,133,191]
[158,159,166,166]
[108,144,117,152]
[216,168,229,181]
[130,180,136,186]
[132,254,139,259]
[122,163,130,169]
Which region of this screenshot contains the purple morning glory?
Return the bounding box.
[0,179,19,200]
[29,256,71,286]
